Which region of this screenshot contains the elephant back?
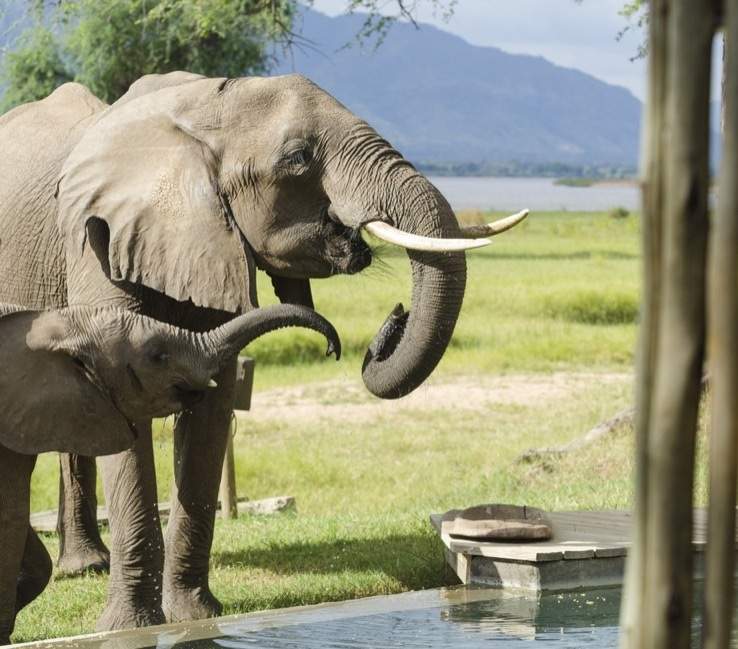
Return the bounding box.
[0,84,107,310]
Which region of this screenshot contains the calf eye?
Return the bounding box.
[147,348,169,365]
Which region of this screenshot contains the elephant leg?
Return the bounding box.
[0,447,34,644]
[56,454,110,575]
[95,422,166,631]
[15,526,52,613]
[162,357,237,623]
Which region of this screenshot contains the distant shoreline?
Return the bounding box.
[415,161,638,181]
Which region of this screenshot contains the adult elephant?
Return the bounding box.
[0,72,522,630]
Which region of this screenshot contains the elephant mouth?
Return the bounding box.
[73,357,139,440]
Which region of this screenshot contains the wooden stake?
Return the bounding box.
[219,432,238,520]
[703,4,738,648]
[641,1,715,647]
[619,0,669,645]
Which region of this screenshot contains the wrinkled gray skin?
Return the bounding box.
[0,72,466,630]
[0,302,340,643]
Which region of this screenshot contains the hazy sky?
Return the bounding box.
[310,0,722,102]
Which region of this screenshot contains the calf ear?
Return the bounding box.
[0,311,135,456]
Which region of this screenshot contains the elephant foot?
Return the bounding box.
[95,599,166,632]
[56,545,110,576]
[163,585,223,623]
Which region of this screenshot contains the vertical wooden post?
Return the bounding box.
[619,1,668,646]
[642,0,714,644]
[703,5,738,649]
[621,2,717,648]
[218,356,255,520]
[219,433,238,520]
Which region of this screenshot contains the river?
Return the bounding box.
[429,176,641,213]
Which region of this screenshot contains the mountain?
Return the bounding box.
[0,4,643,169]
[276,8,643,168]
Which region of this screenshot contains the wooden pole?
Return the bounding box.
[219,431,238,520]
[640,1,715,647]
[619,0,668,645]
[703,4,738,648]
[218,357,255,520]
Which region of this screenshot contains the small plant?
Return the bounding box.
[608,206,630,219]
[544,290,639,325]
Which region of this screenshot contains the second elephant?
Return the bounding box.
[0,71,523,630]
[0,302,339,643]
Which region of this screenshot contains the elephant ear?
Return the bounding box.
[57,85,257,313]
[0,310,135,456]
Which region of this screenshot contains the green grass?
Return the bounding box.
[17,210,654,642]
[248,209,641,388]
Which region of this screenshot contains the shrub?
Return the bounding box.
[544,290,639,325]
[608,206,630,219]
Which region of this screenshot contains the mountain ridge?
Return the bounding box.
[275,8,643,169]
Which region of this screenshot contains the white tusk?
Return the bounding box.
[208,379,218,388]
[364,221,491,252]
[459,209,529,238]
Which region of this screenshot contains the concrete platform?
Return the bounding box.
[431,509,720,592]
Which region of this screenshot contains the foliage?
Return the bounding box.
[1,0,455,109]
[335,0,456,46]
[543,289,639,325]
[1,1,298,106]
[608,206,630,219]
[618,0,648,60]
[0,23,71,111]
[61,0,297,101]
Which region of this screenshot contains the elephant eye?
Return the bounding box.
[282,148,312,172]
[145,344,169,365]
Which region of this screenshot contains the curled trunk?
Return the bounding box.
[199,303,341,365]
[361,178,467,399]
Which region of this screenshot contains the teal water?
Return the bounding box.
[134,586,733,649]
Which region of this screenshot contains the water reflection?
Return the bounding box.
[129,585,733,649]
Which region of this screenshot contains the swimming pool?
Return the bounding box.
[24,584,720,648]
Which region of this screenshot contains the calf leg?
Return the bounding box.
[162,357,236,622]
[16,526,52,613]
[95,423,165,631]
[56,454,110,575]
[0,447,34,644]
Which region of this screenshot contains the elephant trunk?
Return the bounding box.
[361,176,467,399]
[197,304,341,366]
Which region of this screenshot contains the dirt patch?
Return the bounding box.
[241,371,631,425]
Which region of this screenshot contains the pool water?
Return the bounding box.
[42,585,730,649]
[214,591,621,648]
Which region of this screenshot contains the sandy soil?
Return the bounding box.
[241,371,632,424]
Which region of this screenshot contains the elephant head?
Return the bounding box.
[0,303,339,456]
[56,72,525,400]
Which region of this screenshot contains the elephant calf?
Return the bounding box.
[0,303,339,643]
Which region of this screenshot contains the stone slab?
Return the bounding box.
[430,508,733,592]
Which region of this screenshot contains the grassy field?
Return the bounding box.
[15,209,696,642]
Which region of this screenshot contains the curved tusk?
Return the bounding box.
[364,221,491,252]
[459,209,529,238]
[207,379,218,388]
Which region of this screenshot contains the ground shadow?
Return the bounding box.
[213,532,453,591]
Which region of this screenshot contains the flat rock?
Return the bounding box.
[442,504,553,541]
